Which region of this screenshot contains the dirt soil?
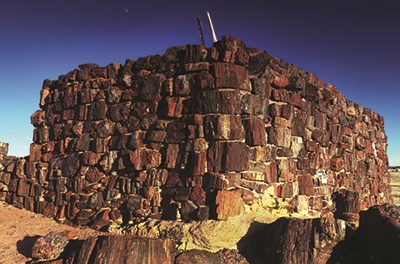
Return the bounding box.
[0,201,101,264]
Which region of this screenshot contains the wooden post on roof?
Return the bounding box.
[206,11,218,43]
[197,17,205,46]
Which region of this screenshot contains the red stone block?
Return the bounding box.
[204,114,245,141]
[215,190,243,220]
[214,62,250,90]
[31,110,45,127]
[17,179,31,197]
[30,143,42,162]
[109,104,129,122]
[270,75,289,88]
[266,162,278,183]
[82,151,101,166]
[141,75,163,101]
[174,73,196,96]
[196,90,241,114]
[89,101,107,120]
[161,97,186,118]
[330,157,344,172]
[62,155,80,178]
[129,148,161,170]
[243,118,266,146]
[225,142,249,172]
[63,87,78,108]
[196,71,215,89]
[165,144,180,169]
[298,175,314,196]
[191,151,207,176]
[166,122,186,144]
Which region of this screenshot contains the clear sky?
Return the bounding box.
[0,0,399,165]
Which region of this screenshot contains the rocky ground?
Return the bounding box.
[0,201,101,264]
[390,172,400,205]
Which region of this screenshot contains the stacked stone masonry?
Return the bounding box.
[0,36,391,228]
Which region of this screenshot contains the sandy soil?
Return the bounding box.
[390,172,400,205]
[0,201,100,264]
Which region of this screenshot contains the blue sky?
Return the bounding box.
[1,0,399,165]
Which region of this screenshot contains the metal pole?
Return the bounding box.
[206,11,218,43]
[197,17,205,46]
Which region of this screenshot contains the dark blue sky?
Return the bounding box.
[1,0,399,165]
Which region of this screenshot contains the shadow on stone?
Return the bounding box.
[238,215,347,264]
[237,221,274,264]
[16,235,41,258]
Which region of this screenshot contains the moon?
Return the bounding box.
[124,8,129,13]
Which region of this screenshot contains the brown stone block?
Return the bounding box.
[243,118,266,146]
[270,75,289,89]
[196,71,215,89]
[225,142,249,172]
[129,148,161,170]
[214,62,250,90]
[160,97,186,118]
[165,172,186,187]
[215,190,243,220]
[62,155,80,178]
[82,151,101,166]
[63,87,78,108]
[109,104,129,122]
[166,122,186,144]
[165,144,180,169]
[174,73,196,96]
[191,151,207,176]
[196,90,241,114]
[92,138,109,153]
[16,179,31,197]
[25,161,37,179]
[30,143,42,162]
[141,75,164,101]
[76,133,91,151]
[146,130,166,143]
[76,104,89,120]
[265,162,278,183]
[96,120,114,138]
[207,142,225,172]
[184,44,207,63]
[240,93,267,117]
[31,110,45,127]
[89,101,107,120]
[109,134,127,150]
[204,114,245,141]
[330,157,344,171]
[298,175,314,196]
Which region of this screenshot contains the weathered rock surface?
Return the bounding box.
[49,235,175,264]
[176,249,248,264]
[238,213,347,264]
[31,231,76,261]
[330,204,400,264]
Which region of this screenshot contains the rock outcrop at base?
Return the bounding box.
[330,204,400,263]
[237,213,347,264]
[42,235,175,264]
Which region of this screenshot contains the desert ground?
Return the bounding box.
[390,171,400,205]
[0,201,101,264]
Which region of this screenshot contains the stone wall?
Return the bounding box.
[0,142,8,161]
[0,36,391,228]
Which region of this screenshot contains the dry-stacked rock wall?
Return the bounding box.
[0,36,391,228]
[0,142,8,161]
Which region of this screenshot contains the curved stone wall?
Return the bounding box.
[0,36,391,228]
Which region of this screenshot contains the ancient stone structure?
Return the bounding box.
[0,36,391,229]
[0,141,8,161]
